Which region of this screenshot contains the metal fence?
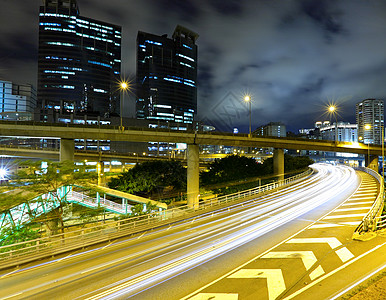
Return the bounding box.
[354,167,385,233]
[0,168,313,269]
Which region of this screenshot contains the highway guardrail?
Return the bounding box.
[0,168,313,270]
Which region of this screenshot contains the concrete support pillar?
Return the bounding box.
[365,155,378,172]
[273,148,285,181]
[187,144,200,209]
[60,138,75,162]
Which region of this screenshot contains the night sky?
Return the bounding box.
[1,0,386,133]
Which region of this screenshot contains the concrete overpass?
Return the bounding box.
[0,121,383,208]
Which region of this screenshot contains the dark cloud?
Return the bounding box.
[1,0,386,133]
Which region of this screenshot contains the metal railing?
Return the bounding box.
[354,167,385,233]
[68,191,131,214]
[0,168,313,269]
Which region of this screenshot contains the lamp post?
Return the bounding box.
[365,124,371,165]
[244,95,252,137]
[328,105,338,142]
[119,81,129,129]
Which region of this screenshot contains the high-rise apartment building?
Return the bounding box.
[38,0,121,119]
[0,80,37,120]
[253,122,286,137]
[356,99,384,144]
[136,25,198,124]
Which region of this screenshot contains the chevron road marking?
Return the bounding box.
[261,251,317,271]
[342,201,373,206]
[334,207,371,212]
[323,213,366,219]
[287,237,342,249]
[309,221,360,229]
[309,265,325,280]
[227,269,285,300]
[189,293,239,300]
[286,237,354,263]
[335,247,355,262]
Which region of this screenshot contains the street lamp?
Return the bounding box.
[365,124,371,165]
[244,95,252,137]
[328,105,338,142]
[119,80,129,130]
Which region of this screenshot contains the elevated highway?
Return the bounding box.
[0,121,382,208]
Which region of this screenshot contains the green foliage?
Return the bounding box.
[200,155,265,186]
[0,225,40,247]
[201,154,314,195]
[130,201,158,217]
[108,160,186,199]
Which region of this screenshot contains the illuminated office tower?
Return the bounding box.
[38,0,121,119]
[356,99,384,144]
[136,25,198,124]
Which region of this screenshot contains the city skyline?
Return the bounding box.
[1,0,386,132]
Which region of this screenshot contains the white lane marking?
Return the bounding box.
[309,265,325,280]
[330,262,386,299]
[1,292,23,299]
[287,237,342,249]
[335,247,354,262]
[323,213,366,219]
[283,242,386,300]
[227,269,285,300]
[262,251,317,270]
[334,207,371,212]
[189,293,239,300]
[0,268,20,279]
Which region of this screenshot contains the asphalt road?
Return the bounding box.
[0,163,374,300]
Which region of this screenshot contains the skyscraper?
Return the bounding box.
[136,25,198,124]
[38,0,121,119]
[356,98,384,144]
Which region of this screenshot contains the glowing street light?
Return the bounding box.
[0,168,7,180]
[327,105,339,142]
[119,80,130,129]
[244,95,252,137]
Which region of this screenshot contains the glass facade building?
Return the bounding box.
[38,0,121,119]
[136,25,198,124]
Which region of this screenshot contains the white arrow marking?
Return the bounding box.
[335,247,354,262]
[286,237,354,263]
[323,213,367,219]
[189,293,238,300]
[286,237,342,249]
[262,251,317,270]
[227,269,285,300]
[309,265,325,280]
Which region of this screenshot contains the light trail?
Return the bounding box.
[83,164,359,299]
[0,163,361,300]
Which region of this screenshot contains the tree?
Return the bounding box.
[2,160,97,236]
[200,155,263,186]
[108,160,186,200]
[200,154,314,195]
